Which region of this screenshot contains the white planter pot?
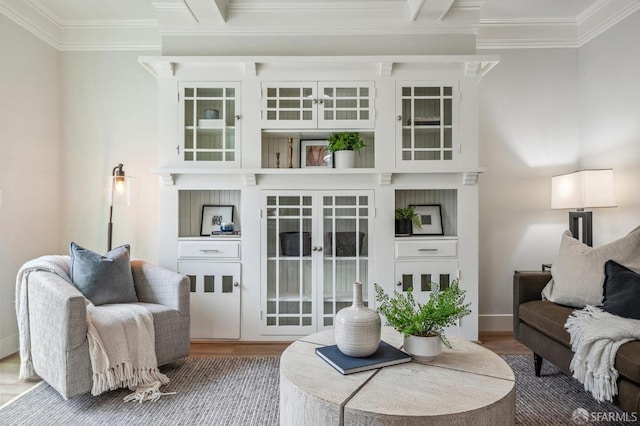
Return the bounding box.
[335,283,381,357]
[403,335,442,362]
[333,150,356,168]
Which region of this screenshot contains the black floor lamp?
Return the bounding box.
[551,169,616,247]
[107,163,134,251]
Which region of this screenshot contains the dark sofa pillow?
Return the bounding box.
[69,242,138,306]
[602,260,640,320]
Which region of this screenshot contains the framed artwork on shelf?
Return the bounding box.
[300,139,333,168]
[410,205,443,235]
[201,205,234,236]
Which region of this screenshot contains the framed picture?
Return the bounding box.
[300,140,333,168]
[410,205,443,235]
[200,205,234,236]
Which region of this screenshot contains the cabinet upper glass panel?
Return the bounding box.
[398,84,456,163]
[262,82,374,129]
[181,83,239,165]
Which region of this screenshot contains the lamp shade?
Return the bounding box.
[106,164,135,207]
[551,169,616,210]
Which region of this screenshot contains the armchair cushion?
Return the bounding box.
[602,260,640,320]
[69,242,138,306]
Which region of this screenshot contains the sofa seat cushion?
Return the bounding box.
[136,302,189,365]
[616,341,640,384]
[519,300,573,347]
[520,300,640,385]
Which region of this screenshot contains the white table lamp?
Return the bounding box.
[551,169,616,246]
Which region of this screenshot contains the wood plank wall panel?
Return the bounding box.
[179,190,242,237]
[395,189,457,236]
[261,133,375,168]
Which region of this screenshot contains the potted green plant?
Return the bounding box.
[327,132,365,168]
[374,280,471,361]
[394,206,421,236]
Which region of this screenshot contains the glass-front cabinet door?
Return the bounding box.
[396,82,458,167]
[261,82,317,129]
[317,82,375,129]
[179,82,240,166]
[261,191,373,335]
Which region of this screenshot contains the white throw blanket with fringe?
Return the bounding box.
[86,302,170,398]
[16,256,171,401]
[565,305,640,402]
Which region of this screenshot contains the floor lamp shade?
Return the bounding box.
[107,164,135,251]
[551,169,616,246]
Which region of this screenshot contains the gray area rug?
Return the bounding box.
[0,355,636,425]
[0,357,280,426]
[503,355,636,425]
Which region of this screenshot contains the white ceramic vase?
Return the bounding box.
[335,282,381,357]
[403,335,442,362]
[333,150,356,168]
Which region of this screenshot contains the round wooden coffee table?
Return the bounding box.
[280,327,515,425]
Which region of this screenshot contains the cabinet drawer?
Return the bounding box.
[395,240,457,258]
[179,241,240,259]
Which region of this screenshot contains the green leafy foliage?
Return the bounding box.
[374,280,471,348]
[394,206,421,228]
[327,132,366,152]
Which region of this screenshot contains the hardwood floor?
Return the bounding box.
[0,332,530,406]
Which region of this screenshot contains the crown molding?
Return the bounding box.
[0,0,60,49]
[477,0,639,50]
[1,0,638,52]
[577,0,640,46]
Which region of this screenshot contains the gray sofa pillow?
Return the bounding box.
[69,242,138,306]
[541,226,640,308]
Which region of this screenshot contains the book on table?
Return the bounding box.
[315,340,411,375]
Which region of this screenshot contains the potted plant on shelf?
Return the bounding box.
[374,280,471,361]
[394,206,421,236]
[327,132,365,169]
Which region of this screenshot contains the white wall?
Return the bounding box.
[477,10,640,331]
[0,15,61,358]
[578,11,640,244]
[478,48,581,330]
[59,51,159,262]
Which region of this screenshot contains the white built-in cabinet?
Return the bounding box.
[178,82,241,166]
[261,82,375,129]
[261,191,373,335]
[146,55,499,342]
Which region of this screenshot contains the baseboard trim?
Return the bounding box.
[0,333,19,360]
[479,314,513,332]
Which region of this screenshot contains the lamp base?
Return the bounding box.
[569,211,592,247]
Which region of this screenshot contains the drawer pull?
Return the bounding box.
[418,248,439,252]
[199,249,221,253]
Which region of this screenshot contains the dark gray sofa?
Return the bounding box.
[513,270,640,413]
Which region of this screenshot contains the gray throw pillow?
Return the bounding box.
[69,242,138,306]
[541,226,640,307]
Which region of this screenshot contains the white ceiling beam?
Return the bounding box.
[407,0,425,22]
[409,0,456,22]
[183,0,227,24]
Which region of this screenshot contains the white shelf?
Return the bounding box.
[152,167,487,186]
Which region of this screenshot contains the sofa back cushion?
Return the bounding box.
[70,242,138,306]
[541,227,640,308]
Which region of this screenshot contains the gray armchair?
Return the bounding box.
[25,258,190,399]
